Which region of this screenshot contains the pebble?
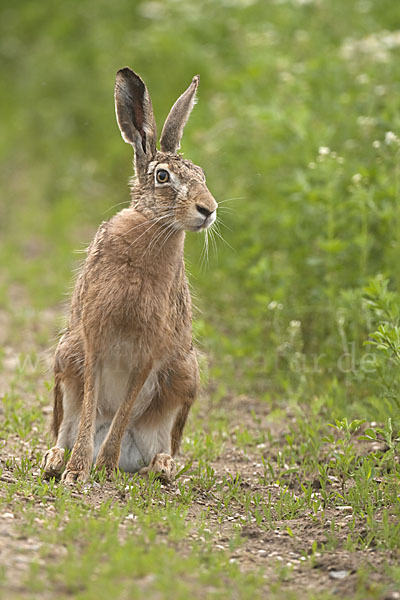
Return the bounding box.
[329,570,350,580]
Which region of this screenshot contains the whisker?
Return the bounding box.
[126,220,161,250]
[216,216,233,233]
[200,228,209,271]
[123,218,155,237]
[208,226,218,258]
[217,206,234,214]
[145,216,177,257]
[102,200,130,215]
[212,223,236,252]
[217,196,244,205]
[143,225,168,257]
[155,223,179,257]
[145,225,170,257]
[126,213,174,251]
[199,229,208,270]
[205,229,210,269]
[124,211,175,237]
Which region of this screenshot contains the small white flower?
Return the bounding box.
[318,146,330,155]
[374,85,386,96]
[357,116,376,127]
[355,73,370,84]
[268,301,278,310]
[340,30,400,63]
[352,173,363,184]
[385,131,399,145]
[308,161,316,169]
[290,320,301,328]
[372,140,381,149]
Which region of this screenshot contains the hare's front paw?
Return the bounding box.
[41,447,65,478]
[61,467,89,484]
[95,452,119,477]
[140,453,176,482]
[62,456,91,484]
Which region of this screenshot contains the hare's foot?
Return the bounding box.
[62,466,89,484]
[41,447,65,478]
[94,450,119,478]
[139,453,176,482]
[62,454,91,484]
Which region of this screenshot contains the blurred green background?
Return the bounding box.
[2,0,400,423]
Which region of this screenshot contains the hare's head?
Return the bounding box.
[115,67,217,232]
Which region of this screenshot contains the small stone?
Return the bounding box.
[329,570,350,580]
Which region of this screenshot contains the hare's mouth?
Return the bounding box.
[189,217,216,233]
[183,207,216,232]
[202,211,216,229]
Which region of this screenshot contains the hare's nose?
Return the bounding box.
[196,204,214,218]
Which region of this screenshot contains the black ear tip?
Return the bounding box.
[117,66,133,76]
[116,67,142,83]
[192,75,200,86]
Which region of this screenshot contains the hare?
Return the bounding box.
[41,67,217,484]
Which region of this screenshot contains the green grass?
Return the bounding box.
[1,0,400,598]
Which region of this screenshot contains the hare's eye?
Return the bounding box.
[156,169,170,184]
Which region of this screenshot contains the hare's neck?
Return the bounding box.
[116,209,185,269]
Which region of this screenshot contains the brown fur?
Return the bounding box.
[42,67,217,483]
[50,372,63,441]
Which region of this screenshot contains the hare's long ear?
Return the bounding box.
[115,67,157,179]
[160,75,199,154]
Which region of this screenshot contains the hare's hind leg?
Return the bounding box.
[139,453,177,481]
[42,373,83,478]
[139,350,199,482]
[171,402,192,457]
[141,400,192,482]
[62,352,101,484]
[169,349,199,457]
[144,398,193,482]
